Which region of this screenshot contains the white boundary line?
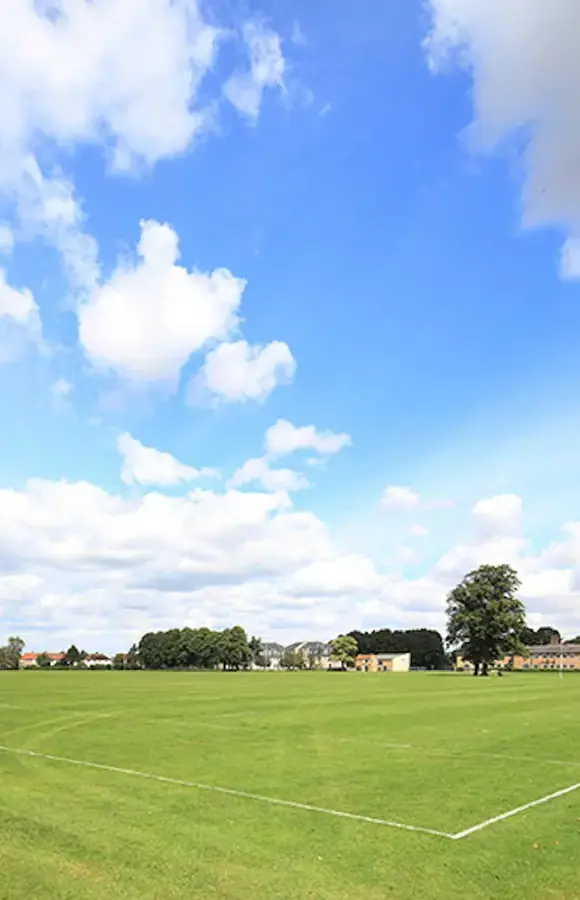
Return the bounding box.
[3,744,579,841]
[0,745,451,840]
[335,737,580,769]
[452,781,580,840]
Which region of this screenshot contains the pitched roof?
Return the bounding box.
[20,652,64,661]
[263,642,284,654]
[528,644,580,653]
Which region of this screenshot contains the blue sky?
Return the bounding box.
[1,0,580,652]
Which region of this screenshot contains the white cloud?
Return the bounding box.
[561,238,580,280]
[0,0,221,171]
[117,432,216,487]
[471,492,522,537]
[12,157,99,294]
[2,477,580,647]
[0,271,38,325]
[381,486,421,510]
[395,546,419,565]
[229,418,348,496]
[51,377,72,400]
[411,524,429,537]
[228,456,309,493]
[0,225,13,255]
[78,220,244,386]
[0,477,371,647]
[426,0,580,274]
[50,377,73,411]
[284,555,381,598]
[265,419,351,458]
[191,339,296,404]
[0,3,286,297]
[224,22,285,120]
[0,269,42,362]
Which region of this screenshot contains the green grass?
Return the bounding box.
[1,672,580,900]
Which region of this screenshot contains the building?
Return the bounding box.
[280,641,333,669]
[20,652,65,668]
[262,642,285,670]
[296,641,332,669]
[456,644,580,671]
[499,644,580,671]
[84,653,113,668]
[355,652,411,672]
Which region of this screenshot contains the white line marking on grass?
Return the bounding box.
[0,745,452,840]
[336,737,580,769]
[452,781,580,840]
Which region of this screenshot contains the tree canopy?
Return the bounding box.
[521,626,561,646]
[0,636,25,670]
[330,634,358,670]
[446,564,526,675]
[137,626,251,670]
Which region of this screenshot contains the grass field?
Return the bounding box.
[1,671,580,900]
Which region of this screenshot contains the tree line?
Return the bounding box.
[136,626,262,670]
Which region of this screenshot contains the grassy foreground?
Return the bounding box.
[1,671,580,900]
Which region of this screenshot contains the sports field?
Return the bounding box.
[1,671,579,900]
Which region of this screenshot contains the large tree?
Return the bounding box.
[218,626,252,671]
[0,636,25,670]
[330,634,358,670]
[446,564,526,676]
[64,644,84,667]
[249,636,263,667]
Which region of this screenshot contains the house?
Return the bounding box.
[84,653,113,668]
[262,642,285,670]
[20,652,65,668]
[355,652,411,672]
[281,641,334,669]
[296,641,332,669]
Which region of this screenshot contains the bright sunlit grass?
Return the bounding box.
[1,671,579,900]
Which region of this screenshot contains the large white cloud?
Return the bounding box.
[78,220,245,386]
[1,476,579,651]
[426,0,580,275]
[0,0,221,170]
[117,433,216,487]
[190,339,296,404]
[0,3,287,302]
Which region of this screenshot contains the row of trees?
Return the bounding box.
[136,626,263,671]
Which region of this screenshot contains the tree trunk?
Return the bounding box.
[473,661,480,676]
[482,661,489,676]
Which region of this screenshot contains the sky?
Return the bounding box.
[2,0,580,653]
